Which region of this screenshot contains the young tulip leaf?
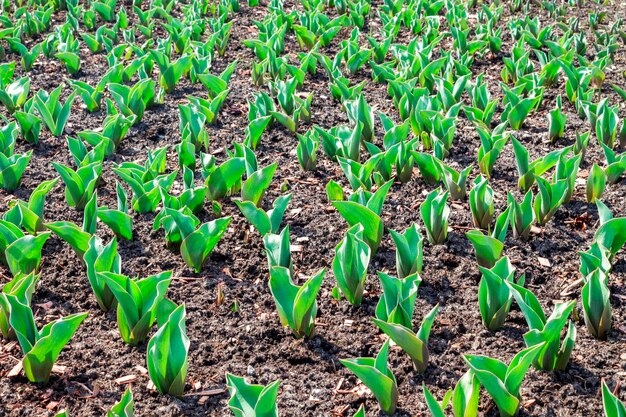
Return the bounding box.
[0,151,33,192]
[8,296,87,383]
[269,266,325,338]
[333,224,371,305]
[235,194,291,237]
[226,373,280,417]
[594,217,626,263]
[107,387,134,417]
[373,304,439,372]
[84,236,121,312]
[466,230,504,269]
[464,344,543,417]
[0,272,39,339]
[263,225,293,274]
[469,175,494,230]
[420,188,450,245]
[178,217,232,273]
[6,232,51,277]
[147,304,189,396]
[581,269,612,340]
[587,163,606,203]
[241,163,277,206]
[422,383,453,417]
[375,272,420,328]
[478,256,521,331]
[339,339,398,415]
[98,271,172,345]
[602,380,626,417]
[333,201,383,254]
[207,157,246,201]
[389,223,423,279]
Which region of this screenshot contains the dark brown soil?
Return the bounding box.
[1,1,626,416]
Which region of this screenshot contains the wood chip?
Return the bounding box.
[334,378,344,393]
[344,319,354,327]
[184,388,225,397]
[52,365,66,375]
[290,244,303,252]
[538,257,551,267]
[115,375,136,385]
[7,361,22,377]
[176,276,204,281]
[42,388,53,400]
[210,147,224,155]
[35,301,53,311]
[2,341,17,352]
[560,278,583,297]
[147,380,157,391]
[46,402,60,411]
[333,405,350,416]
[134,365,148,375]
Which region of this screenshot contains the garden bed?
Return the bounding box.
[1,0,626,416]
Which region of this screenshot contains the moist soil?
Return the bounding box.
[1,0,626,416]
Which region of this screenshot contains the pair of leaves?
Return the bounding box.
[7,296,87,383]
[268,266,325,338]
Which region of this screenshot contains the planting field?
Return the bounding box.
[1,0,626,416]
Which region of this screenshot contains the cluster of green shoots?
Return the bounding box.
[577,203,626,341]
[1,0,625,415]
